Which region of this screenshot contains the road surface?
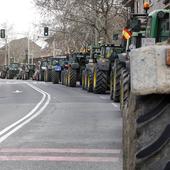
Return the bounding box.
[0,79,122,170]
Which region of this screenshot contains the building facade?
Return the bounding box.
[0,38,41,66]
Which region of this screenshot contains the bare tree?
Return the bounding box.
[33,0,127,53]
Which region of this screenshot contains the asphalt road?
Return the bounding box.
[0,79,122,170]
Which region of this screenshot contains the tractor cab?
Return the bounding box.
[100,44,124,62]
[89,46,101,62]
[146,10,170,42]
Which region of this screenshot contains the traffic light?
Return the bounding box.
[0,29,5,38]
[44,27,49,36]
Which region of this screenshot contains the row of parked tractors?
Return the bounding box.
[0,7,169,170]
[32,44,125,108]
[34,8,170,170]
[0,63,35,80]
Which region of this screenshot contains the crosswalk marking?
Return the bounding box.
[0,148,121,154]
[0,148,121,162]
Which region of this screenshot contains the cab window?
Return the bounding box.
[157,13,170,42]
[146,16,152,38]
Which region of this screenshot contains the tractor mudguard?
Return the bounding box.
[97,60,110,71]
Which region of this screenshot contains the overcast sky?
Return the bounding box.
[0,0,40,36]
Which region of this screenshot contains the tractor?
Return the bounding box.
[0,65,8,79]
[61,52,90,87]
[37,60,48,81]
[6,63,20,79]
[51,55,68,84]
[82,46,101,92]
[82,44,124,94]
[119,5,170,170]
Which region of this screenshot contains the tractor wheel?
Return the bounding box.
[110,69,114,100]
[25,73,29,80]
[44,70,47,82]
[67,67,77,87]
[61,70,65,85]
[64,70,68,86]
[8,73,13,79]
[93,65,107,94]
[123,93,170,170]
[40,71,44,81]
[52,70,59,84]
[120,68,130,113]
[81,70,86,90]
[48,70,52,82]
[87,70,93,92]
[112,59,122,102]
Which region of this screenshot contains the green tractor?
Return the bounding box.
[120,9,170,170]
[0,65,8,79]
[6,63,20,79]
[82,46,101,92]
[38,60,48,81]
[43,56,68,83]
[51,56,68,84]
[82,44,124,94]
[61,52,90,87]
[44,57,54,82]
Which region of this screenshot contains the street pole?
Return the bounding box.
[5,38,7,65]
[53,36,55,57]
[8,40,10,65]
[28,36,30,64]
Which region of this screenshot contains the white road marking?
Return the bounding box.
[12,90,23,94]
[112,103,119,108]
[0,82,51,144]
[99,96,108,100]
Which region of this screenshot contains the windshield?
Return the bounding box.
[146,16,152,38]
[41,61,47,67]
[9,63,19,69]
[157,13,170,42]
[52,58,67,66]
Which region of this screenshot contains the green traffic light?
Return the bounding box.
[44,27,49,36]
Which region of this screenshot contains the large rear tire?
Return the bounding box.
[93,65,107,94]
[40,70,44,81]
[82,70,86,90]
[87,70,93,92]
[111,59,122,102]
[44,70,51,82]
[120,68,129,113]
[123,94,170,170]
[25,73,29,80]
[110,69,114,100]
[64,70,68,86]
[48,70,52,82]
[61,70,65,85]
[52,70,59,84]
[44,70,48,82]
[68,67,77,87]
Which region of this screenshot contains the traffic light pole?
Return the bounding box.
[4,37,9,65]
[28,35,30,64]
